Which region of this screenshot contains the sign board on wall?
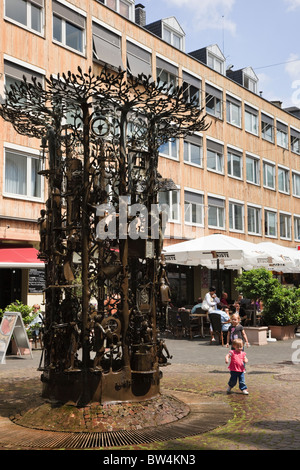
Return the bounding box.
[0,312,33,364]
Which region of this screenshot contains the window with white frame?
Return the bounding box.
[97,0,134,20]
[292,172,300,197]
[205,84,222,119]
[184,135,203,167]
[4,59,44,102]
[207,52,224,74]
[265,210,277,237]
[206,139,224,174]
[227,148,243,179]
[226,94,241,127]
[184,191,204,225]
[126,41,152,78]
[208,196,225,229]
[261,113,274,143]
[291,128,300,155]
[159,139,178,160]
[247,205,261,235]
[243,74,257,93]
[159,189,180,222]
[276,121,288,149]
[246,155,260,185]
[4,147,43,200]
[4,0,43,34]
[52,0,85,54]
[93,22,123,70]
[163,26,183,50]
[156,57,178,94]
[229,201,244,232]
[245,104,258,135]
[280,213,291,240]
[263,161,275,190]
[278,166,290,194]
[182,72,201,107]
[294,216,300,241]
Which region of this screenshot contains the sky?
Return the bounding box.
[140,0,300,109]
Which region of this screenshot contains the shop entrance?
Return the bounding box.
[0,269,22,310]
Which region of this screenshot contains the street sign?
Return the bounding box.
[0,312,33,364]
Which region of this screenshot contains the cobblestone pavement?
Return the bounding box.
[0,337,299,451]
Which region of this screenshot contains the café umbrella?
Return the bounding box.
[163,234,280,270]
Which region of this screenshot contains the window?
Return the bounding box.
[4,0,43,34]
[276,121,288,149]
[227,148,243,179]
[229,201,244,232]
[243,74,257,93]
[280,213,291,240]
[52,0,85,53]
[208,196,225,229]
[226,95,241,127]
[265,210,277,237]
[263,161,275,190]
[93,22,123,70]
[278,167,290,194]
[156,58,178,94]
[246,155,260,185]
[245,105,258,135]
[159,139,178,160]
[248,206,261,235]
[184,191,204,225]
[98,0,134,20]
[159,189,180,222]
[163,26,183,50]
[207,52,224,74]
[294,217,300,241]
[261,113,274,143]
[127,41,152,78]
[292,172,300,197]
[206,84,222,119]
[184,135,203,166]
[291,128,300,155]
[4,59,44,102]
[182,72,201,106]
[206,139,224,173]
[4,148,43,200]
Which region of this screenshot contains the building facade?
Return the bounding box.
[1,0,300,307]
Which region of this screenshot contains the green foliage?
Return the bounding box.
[3,300,36,325]
[234,268,280,301]
[262,286,300,326]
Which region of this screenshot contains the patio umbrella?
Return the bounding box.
[163,234,281,270]
[256,241,300,273]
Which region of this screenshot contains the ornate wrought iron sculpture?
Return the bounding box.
[0,67,209,405]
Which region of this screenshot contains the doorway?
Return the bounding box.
[0,269,22,310]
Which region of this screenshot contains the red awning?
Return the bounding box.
[0,247,44,269]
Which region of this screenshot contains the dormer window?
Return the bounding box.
[206,45,225,74]
[242,67,258,93]
[161,17,185,51]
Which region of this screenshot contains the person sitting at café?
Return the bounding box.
[233,300,247,325]
[209,303,231,342]
[220,292,229,306]
[191,297,203,314]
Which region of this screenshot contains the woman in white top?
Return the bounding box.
[203,286,220,313]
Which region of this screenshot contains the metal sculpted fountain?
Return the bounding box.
[1,67,209,408]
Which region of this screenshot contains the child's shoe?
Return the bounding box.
[226,387,232,394]
[242,389,249,395]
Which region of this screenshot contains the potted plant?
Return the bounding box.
[234,268,280,345]
[262,286,300,340]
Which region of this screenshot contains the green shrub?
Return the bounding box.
[262,286,300,326]
[3,300,36,326]
[234,268,280,302]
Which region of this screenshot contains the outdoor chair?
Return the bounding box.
[208,313,224,346]
[179,310,200,339]
[167,309,183,338]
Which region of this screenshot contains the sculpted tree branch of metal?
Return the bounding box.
[1,67,209,405]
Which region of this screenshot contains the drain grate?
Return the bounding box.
[1,404,232,449]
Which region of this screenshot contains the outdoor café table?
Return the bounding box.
[189,313,207,338]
